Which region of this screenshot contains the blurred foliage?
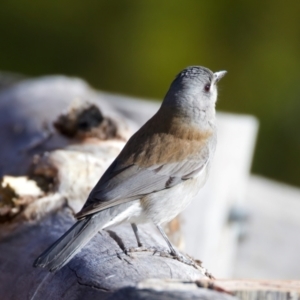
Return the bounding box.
[0,0,299,186]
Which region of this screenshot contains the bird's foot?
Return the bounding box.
[124,245,161,255]
[160,248,196,266]
[123,246,213,278]
[157,249,213,278]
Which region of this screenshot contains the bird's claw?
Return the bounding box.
[124,246,160,255]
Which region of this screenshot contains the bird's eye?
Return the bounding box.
[204,84,211,92]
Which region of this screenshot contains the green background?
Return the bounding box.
[1,0,300,187]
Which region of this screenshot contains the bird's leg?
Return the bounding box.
[156,224,199,268]
[126,223,164,254]
[124,223,149,254]
[127,224,207,273]
[156,224,179,256]
[131,223,143,247]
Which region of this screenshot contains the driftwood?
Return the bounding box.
[0,75,135,177]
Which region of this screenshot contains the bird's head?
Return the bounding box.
[163,66,226,125]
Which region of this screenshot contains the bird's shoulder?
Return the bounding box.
[118,109,215,168]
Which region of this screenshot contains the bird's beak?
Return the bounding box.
[213,70,227,83]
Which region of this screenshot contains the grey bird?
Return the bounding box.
[33,66,226,272]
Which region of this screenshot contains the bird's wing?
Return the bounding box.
[76,156,208,219]
[76,111,215,219]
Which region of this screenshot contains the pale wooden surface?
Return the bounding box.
[233,175,300,279]
[108,278,300,300]
[216,279,300,299]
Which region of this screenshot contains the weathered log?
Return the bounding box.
[0,208,209,299]
[0,75,135,177]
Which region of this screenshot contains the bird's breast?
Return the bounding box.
[119,110,215,168]
[140,169,208,225]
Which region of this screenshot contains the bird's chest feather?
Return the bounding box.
[120,113,214,168]
[140,169,207,225]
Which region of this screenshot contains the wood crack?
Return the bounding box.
[68,266,110,292]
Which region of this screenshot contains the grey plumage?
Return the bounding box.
[33,66,226,271]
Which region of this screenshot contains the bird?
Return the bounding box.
[34,66,226,272]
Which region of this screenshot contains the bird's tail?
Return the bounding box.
[33,211,108,272]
